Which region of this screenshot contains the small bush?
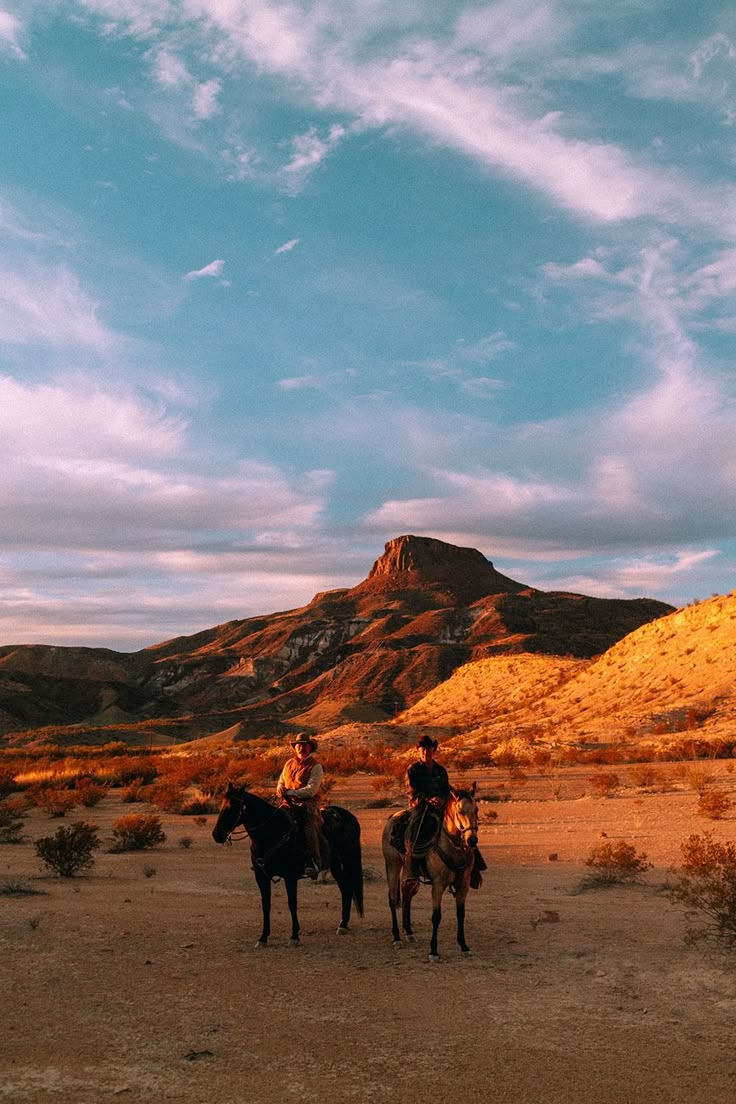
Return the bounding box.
[0,798,27,844]
[580,841,651,888]
[179,836,193,849]
[142,864,156,878]
[74,779,108,807]
[588,772,620,798]
[670,832,736,948]
[111,813,166,852]
[0,767,17,799]
[31,787,78,818]
[121,778,146,803]
[0,878,44,896]
[697,789,732,821]
[628,764,663,790]
[35,822,100,877]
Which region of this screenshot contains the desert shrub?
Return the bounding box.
[179,794,218,816]
[670,832,736,948]
[628,764,663,790]
[35,822,100,877]
[680,765,714,794]
[588,772,620,798]
[31,787,78,817]
[74,779,108,807]
[697,789,732,821]
[179,835,193,849]
[145,779,188,814]
[371,774,400,796]
[107,757,160,787]
[121,777,147,803]
[0,767,17,798]
[508,768,528,785]
[580,841,651,888]
[111,813,166,852]
[0,878,44,896]
[0,797,27,843]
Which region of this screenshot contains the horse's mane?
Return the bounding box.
[452,788,475,801]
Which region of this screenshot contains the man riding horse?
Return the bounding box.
[403,734,486,899]
[276,733,326,878]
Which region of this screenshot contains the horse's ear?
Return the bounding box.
[471,780,477,796]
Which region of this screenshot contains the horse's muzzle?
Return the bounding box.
[468,833,478,849]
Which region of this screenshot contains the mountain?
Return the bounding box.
[397,590,736,753]
[0,534,673,745]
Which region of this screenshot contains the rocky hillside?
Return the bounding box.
[0,534,672,745]
[395,591,736,753]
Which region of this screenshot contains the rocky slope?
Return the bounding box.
[395,590,736,752]
[0,534,672,745]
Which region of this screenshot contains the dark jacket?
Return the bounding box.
[405,760,451,805]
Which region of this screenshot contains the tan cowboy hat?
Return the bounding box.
[291,732,318,751]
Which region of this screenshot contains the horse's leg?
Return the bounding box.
[285,875,300,946]
[429,878,445,962]
[385,852,402,947]
[332,851,352,935]
[401,864,416,944]
[254,865,271,949]
[456,878,472,957]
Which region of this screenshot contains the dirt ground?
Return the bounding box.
[2,764,736,1104]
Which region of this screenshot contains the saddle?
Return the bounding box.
[389,807,441,858]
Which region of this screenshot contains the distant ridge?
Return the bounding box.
[0,534,673,745]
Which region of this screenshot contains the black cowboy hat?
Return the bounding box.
[416,734,438,750]
[291,733,318,751]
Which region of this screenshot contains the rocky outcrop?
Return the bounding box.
[362,535,524,601]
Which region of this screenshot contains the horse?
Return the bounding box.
[382,785,481,961]
[212,784,364,948]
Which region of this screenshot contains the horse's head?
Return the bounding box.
[212,783,247,844]
[447,783,479,849]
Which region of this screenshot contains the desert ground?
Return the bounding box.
[2,764,736,1104]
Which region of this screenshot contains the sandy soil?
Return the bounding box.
[2,765,736,1104]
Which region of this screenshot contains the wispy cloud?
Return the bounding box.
[184,258,225,280]
[0,264,114,349]
[0,9,25,58]
[274,238,300,255]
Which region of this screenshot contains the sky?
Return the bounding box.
[1,1,736,651]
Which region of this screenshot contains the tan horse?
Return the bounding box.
[382,785,480,961]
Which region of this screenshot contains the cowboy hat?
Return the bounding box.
[415,734,438,750]
[291,733,318,751]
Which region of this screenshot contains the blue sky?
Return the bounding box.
[1,1,736,650]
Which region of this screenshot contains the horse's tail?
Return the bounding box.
[324,806,364,917]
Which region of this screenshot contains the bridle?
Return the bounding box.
[222,789,279,844]
[445,793,478,848]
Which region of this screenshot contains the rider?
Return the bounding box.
[403,734,486,897]
[276,734,326,879]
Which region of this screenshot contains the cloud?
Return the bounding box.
[0,264,115,349]
[0,372,337,644]
[183,258,225,280]
[458,332,517,364]
[70,0,734,227]
[0,9,25,58]
[191,77,222,120]
[274,238,300,255]
[279,123,346,191]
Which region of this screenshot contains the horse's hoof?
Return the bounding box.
[428,954,441,963]
[254,941,267,950]
[407,934,416,944]
[461,950,473,958]
[336,925,349,936]
[393,940,403,950]
[288,938,300,947]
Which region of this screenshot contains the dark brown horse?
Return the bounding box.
[382,786,481,961]
[213,784,363,948]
